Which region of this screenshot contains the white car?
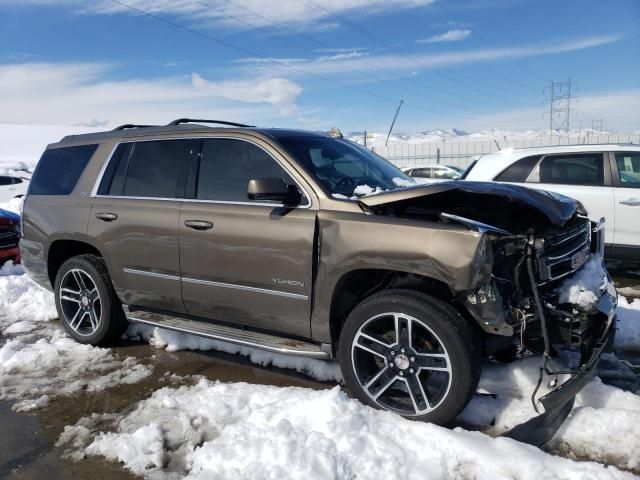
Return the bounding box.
[401,164,463,183]
[0,171,30,203]
[463,144,640,263]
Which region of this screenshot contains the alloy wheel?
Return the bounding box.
[59,268,102,336]
[350,312,452,416]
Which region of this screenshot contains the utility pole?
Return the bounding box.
[385,100,404,147]
[544,79,577,137]
[363,129,367,148]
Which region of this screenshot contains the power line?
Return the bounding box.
[195,0,484,114]
[302,0,536,108]
[385,0,537,92]
[108,0,470,120]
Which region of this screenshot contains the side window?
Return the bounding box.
[412,168,432,178]
[0,176,13,186]
[30,144,98,195]
[615,152,640,188]
[97,143,132,196]
[197,139,296,202]
[537,153,604,186]
[122,140,197,198]
[12,177,23,184]
[494,155,540,182]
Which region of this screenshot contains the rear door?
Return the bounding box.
[526,152,615,242]
[89,139,198,312]
[611,151,640,257]
[178,137,316,338]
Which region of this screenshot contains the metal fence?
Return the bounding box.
[370,133,640,169]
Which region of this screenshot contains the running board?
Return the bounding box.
[124,306,330,359]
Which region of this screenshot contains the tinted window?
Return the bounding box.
[30,144,98,195]
[412,168,432,178]
[12,177,23,184]
[538,154,604,186]
[615,152,640,188]
[0,176,13,186]
[97,143,132,196]
[123,140,197,198]
[197,139,293,202]
[495,155,540,182]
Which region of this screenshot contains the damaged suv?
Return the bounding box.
[21,119,616,445]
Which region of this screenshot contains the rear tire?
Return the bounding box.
[54,254,128,345]
[338,289,481,425]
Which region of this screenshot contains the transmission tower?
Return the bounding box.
[544,79,577,135]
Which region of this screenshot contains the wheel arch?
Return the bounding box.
[327,268,459,349]
[47,238,103,287]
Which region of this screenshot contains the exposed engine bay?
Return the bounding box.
[358,181,617,445]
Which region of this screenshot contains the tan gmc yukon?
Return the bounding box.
[21,119,617,445]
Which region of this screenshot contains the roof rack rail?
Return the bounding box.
[167,118,254,127]
[113,124,157,131]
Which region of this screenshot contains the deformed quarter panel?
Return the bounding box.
[311,209,485,343]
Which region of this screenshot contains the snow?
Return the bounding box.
[0,263,152,411]
[57,379,637,480]
[558,255,608,309]
[128,324,342,383]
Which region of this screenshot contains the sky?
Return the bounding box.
[0,0,639,133]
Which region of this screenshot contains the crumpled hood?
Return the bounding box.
[358,181,580,228]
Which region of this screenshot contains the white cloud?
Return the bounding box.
[191,74,301,114]
[0,63,303,126]
[418,29,472,43]
[4,0,435,29]
[237,34,622,77]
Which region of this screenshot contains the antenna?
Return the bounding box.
[385,100,404,147]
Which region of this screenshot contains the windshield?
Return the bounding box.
[275,135,415,198]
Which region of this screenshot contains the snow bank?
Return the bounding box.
[558,255,608,309]
[615,295,640,352]
[458,356,640,471]
[0,266,152,411]
[128,324,342,383]
[57,379,636,480]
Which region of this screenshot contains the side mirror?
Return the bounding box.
[247,178,301,205]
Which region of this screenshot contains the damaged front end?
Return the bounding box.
[483,217,616,446]
[359,181,617,446]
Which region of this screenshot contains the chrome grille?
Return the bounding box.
[0,230,19,249]
[538,218,591,282]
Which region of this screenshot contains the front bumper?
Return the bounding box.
[502,281,617,446]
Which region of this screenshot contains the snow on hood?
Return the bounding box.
[358,181,580,227]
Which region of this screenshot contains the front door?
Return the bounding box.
[89,139,197,312]
[612,151,640,256]
[179,137,316,338]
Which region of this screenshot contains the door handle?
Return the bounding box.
[95,212,118,221]
[619,198,640,206]
[184,219,214,231]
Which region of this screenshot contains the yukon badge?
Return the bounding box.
[272,277,305,288]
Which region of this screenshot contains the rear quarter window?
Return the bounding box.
[30,144,98,195]
[494,155,541,182]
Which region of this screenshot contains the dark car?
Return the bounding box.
[20,119,616,446]
[0,208,21,265]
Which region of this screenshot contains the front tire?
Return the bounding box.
[338,289,481,425]
[54,254,128,345]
